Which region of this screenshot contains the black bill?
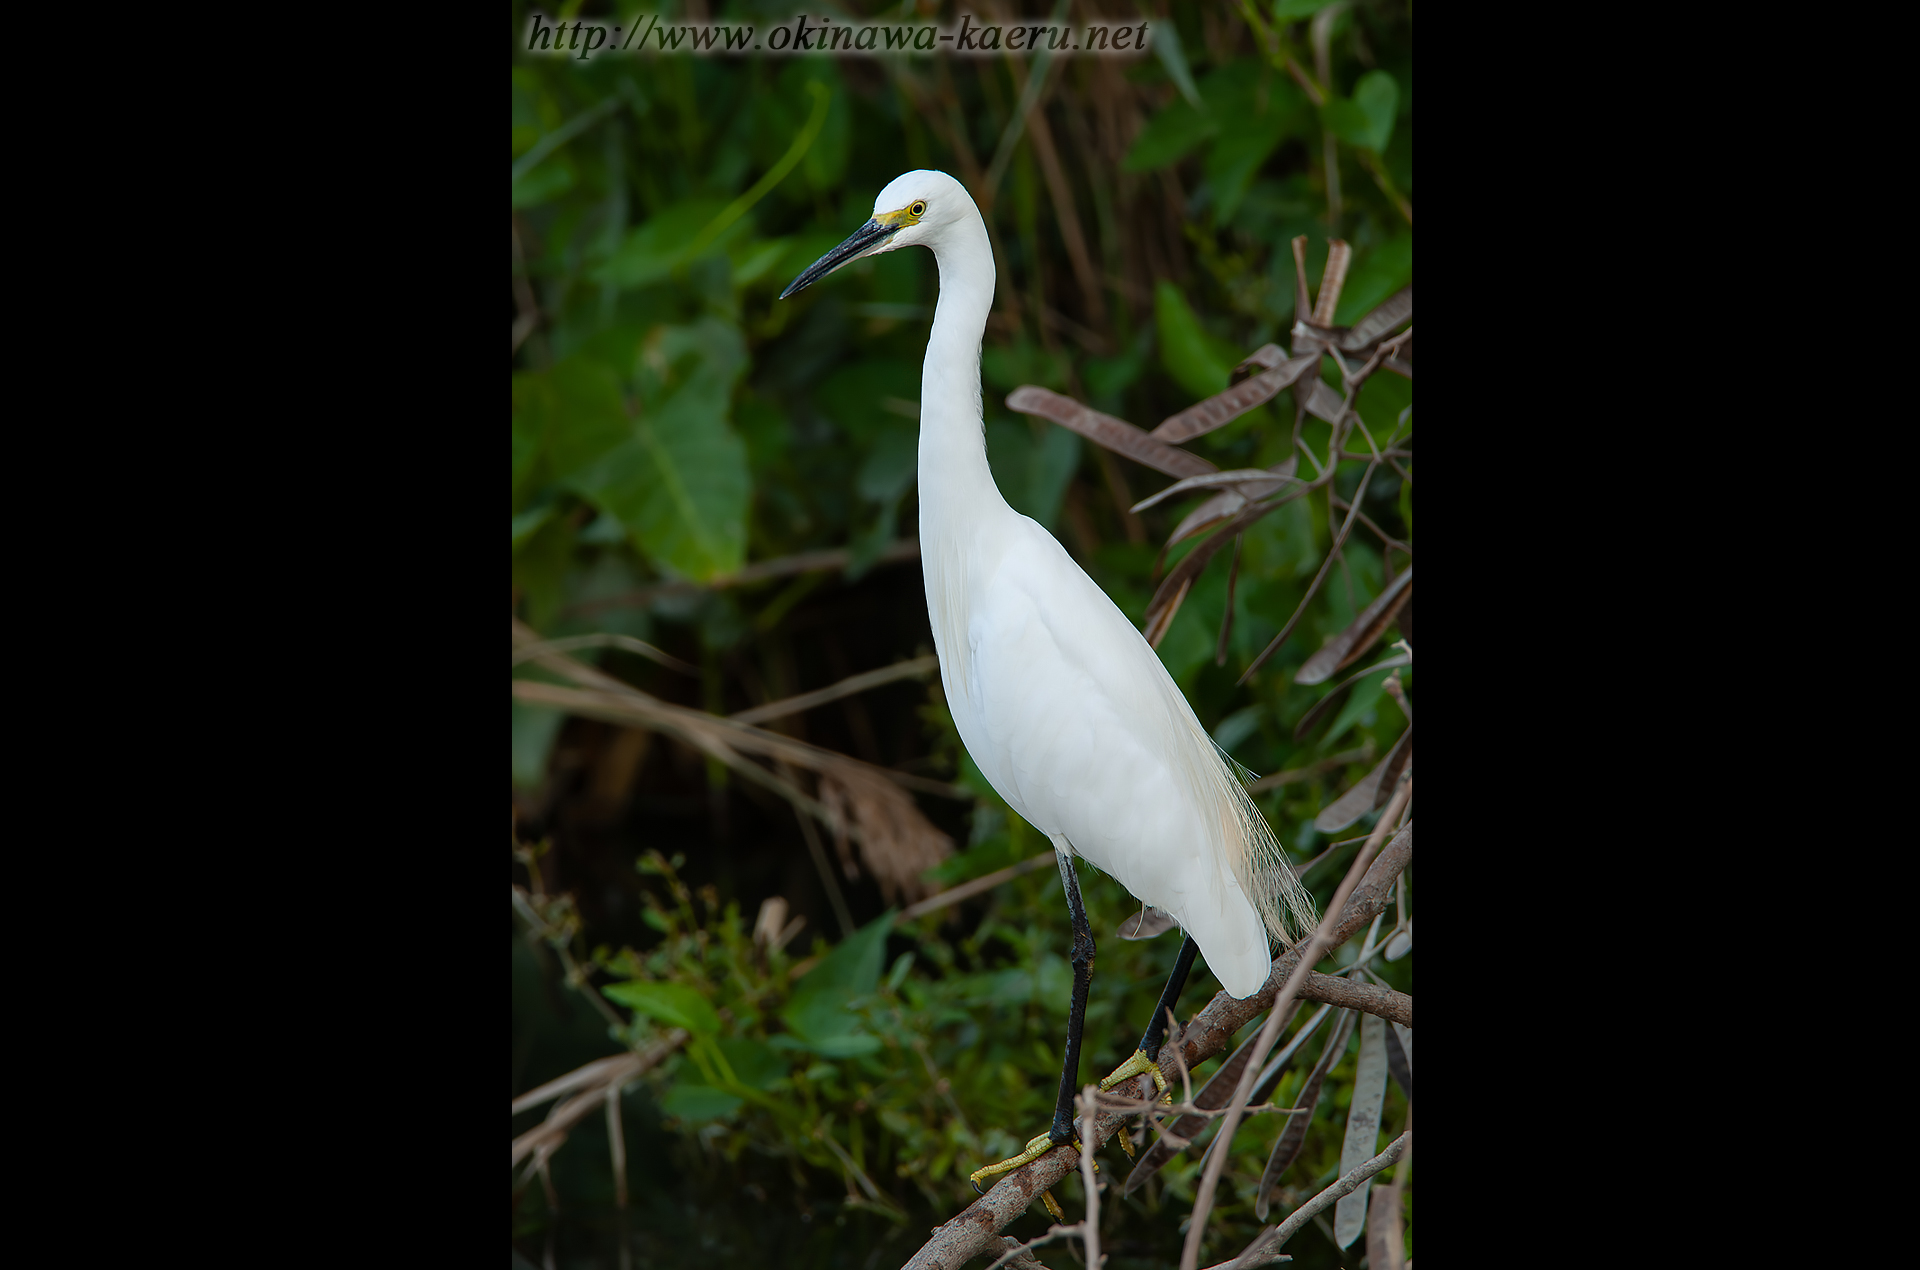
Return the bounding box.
[779,218,895,299]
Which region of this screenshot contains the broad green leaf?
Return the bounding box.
[1354,365,1412,437]
[602,980,721,1036]
[1323,71,1399,154]
[659,1082,743,1121]
[1333,232,1413,327]
[1201,65,1308,221]
[1155,282,1237,399]
[596,197,749,291]
[781,912,892,1044]
[986,419,1079,531]
[567,320,751,581]
[730,237,793,287]
[511,356,630,511]
[1122,97,1217,172]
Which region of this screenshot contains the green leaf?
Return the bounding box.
[566,320,751,581]
[602,980,721,1036]
[510,505,554,551]
[987,420,1079,531]
[1155,282,1234,399]
[925,833,1027,885]
[982,340,1070,394]
[781,912,893,1045]
[1201,64,1307,221]
[856,423,918,503]
[1213,705,1264,754]
[1332,231,1412,327]
[596,197,748,291]
[512,356,631,512]
[659,1082,743,1121]
[1150,19,1204,108]
[1122,97,1218,173]
[716,1037,788,1090]
[510,160,575,210]
[730,237,793,287]
[511,699,564,790]
[805,1035,883,1058]
[815,359,921,445]
[1321,662,1388,747]
[1323,71,1399,154]
[1274,0,1341,18]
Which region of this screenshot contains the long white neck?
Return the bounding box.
[916,210,1011,547]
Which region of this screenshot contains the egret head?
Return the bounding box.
[779,170,969,299]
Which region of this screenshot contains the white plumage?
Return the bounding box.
[785,170,1315,1000]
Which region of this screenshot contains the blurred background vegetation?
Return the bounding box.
[512,2,1411,1266]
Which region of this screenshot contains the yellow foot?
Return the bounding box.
[968,1131,1093,1193]
[1039,1190,1065,1221]
[1099,1048,1172,1104]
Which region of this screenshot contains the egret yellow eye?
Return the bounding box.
[911,201,926,217]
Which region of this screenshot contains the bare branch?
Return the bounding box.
[511,1030,687,1169]
[728,655,939,726]
[567,539,923,618]
[897,851,1056,921]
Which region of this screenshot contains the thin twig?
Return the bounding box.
[1239,459,1380,683]
[1079,1084,1102,1269]
[729,656,939,726]
[897,851,1055,921]
[984,1225,1083,1270]
[1227,1131,1410,1269]
[512,633,697,676]
[1246,745,1373,793]
[567,539,922,617]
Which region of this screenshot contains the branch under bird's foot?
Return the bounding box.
[967,1129,1097,1193]
[1098,1048,1172,1103]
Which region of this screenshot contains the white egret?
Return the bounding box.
[780,171,1317,1187]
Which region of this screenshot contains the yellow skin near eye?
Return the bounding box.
[876,201,927,229]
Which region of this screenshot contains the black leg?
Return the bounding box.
[1049,846,1096,1146]
[1138,935,1199,1061]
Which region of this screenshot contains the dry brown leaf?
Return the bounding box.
[818,767,955,906]
[1006,386,1216,478]
[1295,568,1413,685]
[1313,731,1411,834]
